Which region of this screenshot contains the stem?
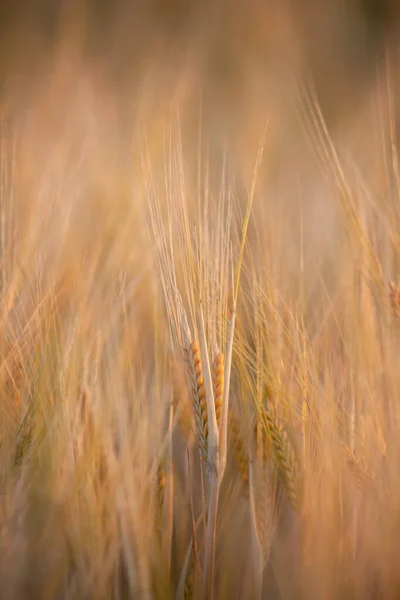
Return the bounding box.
[198,302,220,600]
[199,302,219,460]
[201,471,220,600]
[164,400,174,576]
[200,131,266,599]
[187,447,201,572]
[176,510,206,600]
[219,309,235,476]
[248,456,263,600]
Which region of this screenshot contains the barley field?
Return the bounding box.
[1,2,400,599]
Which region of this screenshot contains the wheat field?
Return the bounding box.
[1,2,400,599]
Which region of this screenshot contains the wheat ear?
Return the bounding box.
[170,355,193,445]
[343,444,375,491]
[183,339,209,462]
[262,405,301,511]
[230,413,250,496]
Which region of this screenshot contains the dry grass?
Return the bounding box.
[2,4,400,599]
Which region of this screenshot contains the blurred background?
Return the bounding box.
[1,0,400,101]
[1,0,400,124]
[0,0,399,322]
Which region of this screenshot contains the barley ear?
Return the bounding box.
[230,413,250,496]
[187,339,209,462]
[155,461,166,537]
[262,405,302,511]
[343,444,375,491]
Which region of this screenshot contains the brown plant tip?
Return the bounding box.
[155,462,167,537]
[184,571,194,600]
[157,464,167,507]
[389,280,400,318]
[78,385,95,438]
[14,428,34,467]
